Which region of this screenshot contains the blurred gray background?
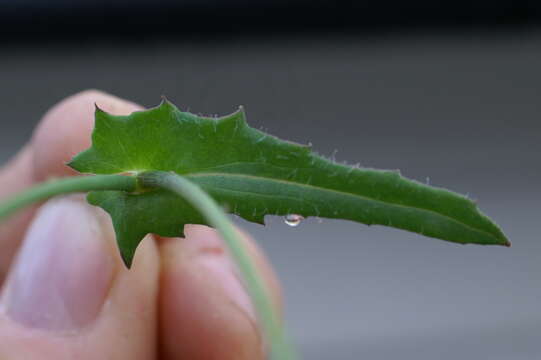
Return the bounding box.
[1,2,540,358]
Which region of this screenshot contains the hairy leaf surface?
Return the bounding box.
[69,100,509,266]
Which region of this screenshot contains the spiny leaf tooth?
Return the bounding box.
[217,106,248,127]
[158,96,178,113]
[94,102,105,114]
[243,213,266,225]
[94,108,114,126]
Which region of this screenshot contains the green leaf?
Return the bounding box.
[69,100,509,267]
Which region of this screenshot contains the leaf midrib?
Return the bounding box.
[186,171,501,241]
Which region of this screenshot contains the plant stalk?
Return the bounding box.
[138,171,297,360]
[0,175,137,220]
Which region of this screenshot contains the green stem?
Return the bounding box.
[138,171,297,360]
[0,175,137,220]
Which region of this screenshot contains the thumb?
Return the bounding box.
[0,195,160,359]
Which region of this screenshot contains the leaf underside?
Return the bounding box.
[69,100,509,267]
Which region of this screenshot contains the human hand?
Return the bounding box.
[0,90,282,359]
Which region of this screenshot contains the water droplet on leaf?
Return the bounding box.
[284,214,304,227]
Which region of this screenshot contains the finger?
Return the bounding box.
[158,225,282,360]
[0,195,160,359]
[0,89,143,281]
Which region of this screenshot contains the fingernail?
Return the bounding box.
[0,196,115,332]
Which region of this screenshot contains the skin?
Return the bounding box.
[0,90,282,359]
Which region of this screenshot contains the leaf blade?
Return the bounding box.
[70,100,509,266]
